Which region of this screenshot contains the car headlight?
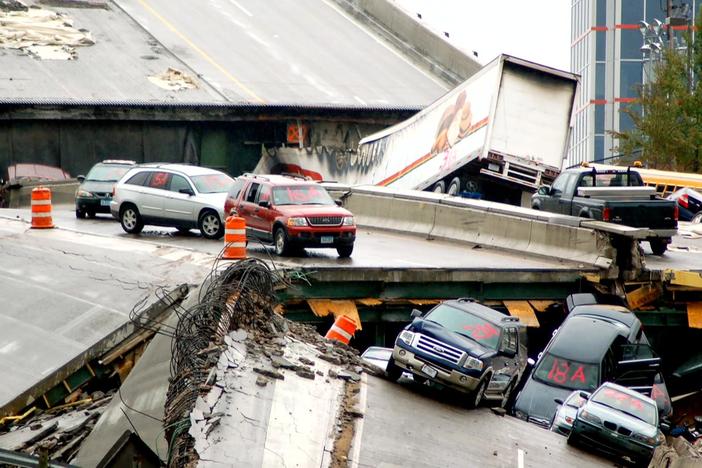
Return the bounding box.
[579,410,602,425]
[462,356,484,371]
[514,410,528,421]
[398,330,415,346]
[76,190,94,198]
[342,216,355,226]
[632,433,657,445]
[287,217,308,227]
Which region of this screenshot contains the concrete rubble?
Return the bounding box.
[0,1,95,59]
[0,390,113,462]
[148,67,200,91]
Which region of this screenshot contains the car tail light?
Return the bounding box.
[602,207,612,221]
[680,193,689,208]
[674,204,679,221]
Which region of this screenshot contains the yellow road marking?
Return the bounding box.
[137,0,265,103]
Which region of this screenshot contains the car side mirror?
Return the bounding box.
[179,188,195,196]
[334,199,342,206]
[501,349,517,358]
[660,421,671,433]
[77,175,85,183]
[537,185,551,196]
[578,392,590,400]
[527,358,536,366]
[554,398,564,405]
[259,200,270,208]
[410,309,423,319]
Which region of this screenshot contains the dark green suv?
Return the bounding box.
[75,160,135,218]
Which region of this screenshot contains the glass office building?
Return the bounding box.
[569,0,696,165]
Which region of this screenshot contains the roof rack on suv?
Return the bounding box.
[279,172,311,180]
[242,173,271,182]
[457,297,477,303]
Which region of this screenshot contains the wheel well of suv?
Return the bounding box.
[272,221,286,234]
[120,202,137,214]
[198,208,218,220]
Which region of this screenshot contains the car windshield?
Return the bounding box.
[272,185,335,206]
[424,304,501,349]
[592,386,657,425]
[363,348,393,360]
[85,164,131,182]
[533,353,599,391]
[191,174,234,194]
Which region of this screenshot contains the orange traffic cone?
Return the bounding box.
[223,214,246,260]
[31,187,54,229]
[325,315,357,345]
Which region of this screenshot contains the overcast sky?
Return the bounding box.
[392,0,572,71]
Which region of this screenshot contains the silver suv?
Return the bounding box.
[110,164,234,239]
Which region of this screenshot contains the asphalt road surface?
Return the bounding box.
[349,374,608,468]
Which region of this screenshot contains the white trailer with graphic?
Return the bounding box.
[357,55,578,206]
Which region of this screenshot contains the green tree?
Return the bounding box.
[615,16,702,172]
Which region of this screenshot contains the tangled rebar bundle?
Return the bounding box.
[163,256,281,467]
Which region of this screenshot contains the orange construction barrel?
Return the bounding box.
[223,215,246,260]
[324,315,357,345]
[31,187,54,229]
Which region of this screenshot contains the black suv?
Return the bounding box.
[388,298,527,408]
[75,160,135,218]
[513,294,671,428]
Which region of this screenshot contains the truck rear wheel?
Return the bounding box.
[431,180,446,193]
[649,239,668,256]
[386,357,403,382]
[464,177,481,194]
[447,177,461,196]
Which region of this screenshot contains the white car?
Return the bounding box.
[550,390,589,436]
[110,164,234,239]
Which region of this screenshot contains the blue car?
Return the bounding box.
[387,298,527,408]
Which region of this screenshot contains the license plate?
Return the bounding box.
[320,235,333,244]
[100,199,111,207]
[421,364,438,378]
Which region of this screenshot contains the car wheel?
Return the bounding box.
[499,381,514,409]
[468,378,487,409]
[274,227,291,256]
[198,210,223,240]
[693,212,702,223]
[120,205,144,234]
[75,209,86,219]
[336,244,353,258]
[431,180,446,193]
[447,177,461,196]
[386,357,402,382]
[176,226,191,234]
[649,239,668,256]
[87,210,96,219]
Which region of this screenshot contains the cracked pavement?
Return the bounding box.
[0,216,217,410]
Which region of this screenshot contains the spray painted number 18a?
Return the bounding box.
[547,358,586,384]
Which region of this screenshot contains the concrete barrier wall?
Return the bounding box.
[345,186,616,271]
[332,0,482,86]
[7,181,79,208]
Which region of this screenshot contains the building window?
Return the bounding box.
[621,29,644,60]
[620,61,643,97]
[595,135,605,162]
[645,0,667,22]
[596,31,606,61]
[595,105,605,134]
[596,62,605,99]
[622,0,644,25]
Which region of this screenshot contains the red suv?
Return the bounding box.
[225,174,356,257]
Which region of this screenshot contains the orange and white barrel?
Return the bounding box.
[223,215,246,260]
[31,187,54,229]
[324,315,357,345]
